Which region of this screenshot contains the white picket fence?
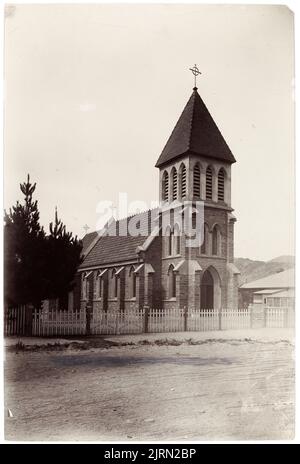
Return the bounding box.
[4,306,294,336]
[32,310,86,336]
[266,307,294,328]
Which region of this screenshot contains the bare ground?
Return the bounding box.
[4,331,295,441]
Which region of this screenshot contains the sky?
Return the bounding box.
[4,3,295,261]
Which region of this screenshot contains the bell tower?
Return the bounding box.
[155,69,240,310]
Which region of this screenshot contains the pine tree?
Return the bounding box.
[46,208,83,301]
[4,175,83,308]
[4,175,46,307]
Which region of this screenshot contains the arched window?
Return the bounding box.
[212,226,219,256]
[174,224,181,255]
[192,211,197,230]
[162,171,169,201]
[111,268,118,298]
[168,264,176,298]
[172,168,178,201]
[180,164,187,199]
[96,271,102,298]
[170,208,174,227]
[166,227,172,256]
[193,164,201,198]
[129,266,137,298]
[82,274,87,300]
[218,168,225,201]
[169,229,174,256]
[201,224,209,254]
[206,167,213,200]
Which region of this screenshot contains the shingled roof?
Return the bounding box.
[155,87,236,167]
[79,209,159,270]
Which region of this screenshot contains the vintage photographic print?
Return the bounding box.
[2,3,295,442]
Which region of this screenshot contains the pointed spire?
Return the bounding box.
[155,87,236,167]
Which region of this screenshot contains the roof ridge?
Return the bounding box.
[187,89,197,151]
[116,206,159,223]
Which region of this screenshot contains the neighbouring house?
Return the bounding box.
[239,268,295,309]
[65,83,240,312]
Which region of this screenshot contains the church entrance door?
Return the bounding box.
[200,269,214,309]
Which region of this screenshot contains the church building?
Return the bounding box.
[74,81,240,312]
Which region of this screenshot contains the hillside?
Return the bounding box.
[234,256,295,285]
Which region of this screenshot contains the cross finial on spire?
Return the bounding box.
[189,64,201,89]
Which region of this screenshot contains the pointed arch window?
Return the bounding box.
[111,268,118,298]
[169,229,174,256]
[168,264,176,299]
[82,273,88,300]
[96,271,102,298]
[192,212,197,231]
[172,168,178,201]
[212,226,219,256]
[166,227,172,256]
[218,168,225,201]
[162,171,169,201]
[174,224,181,255]
[201,224,209,254]
[180,165,187,199]
[193,164,201,198]
[129,266,137,298]
[206,167,213,200]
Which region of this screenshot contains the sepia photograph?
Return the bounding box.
[2,2,296,443]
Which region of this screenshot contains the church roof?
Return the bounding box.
[155,87,236,167]
[79,209,158,269]
[82,231,98,254]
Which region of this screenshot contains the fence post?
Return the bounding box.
[263,306,267,328]
[144,305,149,333]
[86,303,91,336]
[250,305,253,329]
[218,308,222,330]
[184,307,188,331]
[284,308,289,328]
[25,304,34,336]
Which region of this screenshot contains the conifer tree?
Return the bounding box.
[4,175,83,308]
[4,175,46,307]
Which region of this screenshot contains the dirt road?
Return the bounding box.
[4,336,294,441]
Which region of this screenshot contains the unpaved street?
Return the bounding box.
[5,334,294,441]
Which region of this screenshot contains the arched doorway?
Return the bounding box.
[200,267,222,309]
[200,270,214,309]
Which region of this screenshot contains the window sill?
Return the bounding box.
[163,298,177,302]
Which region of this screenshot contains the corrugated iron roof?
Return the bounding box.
[155,87,236,168]
[240,268,295,290]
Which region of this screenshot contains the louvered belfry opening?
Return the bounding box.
[218,169,225,201]
[181,165,187,199]
[172,169,178,200]
[193,164,201,198]
[162,171,169,201]
[206,167,213,200]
